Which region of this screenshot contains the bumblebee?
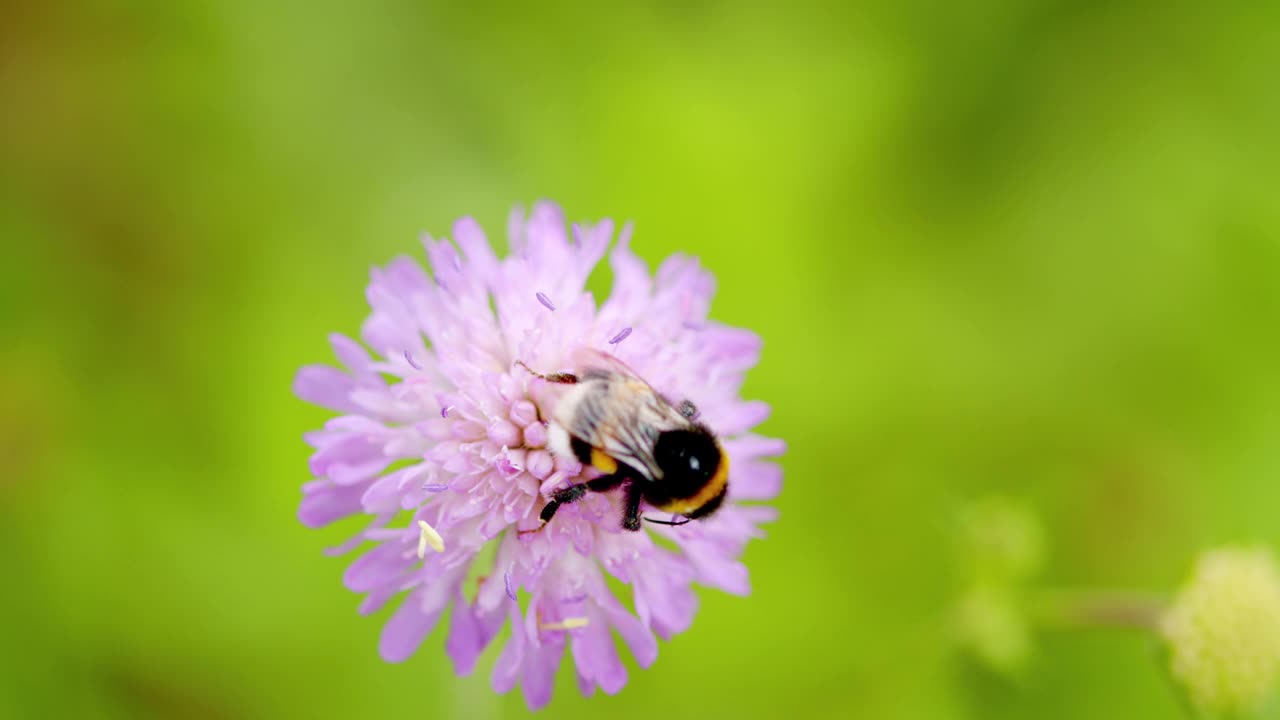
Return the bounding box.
[517,350,728,532]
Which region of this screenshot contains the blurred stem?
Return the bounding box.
[1032,590,1170,632]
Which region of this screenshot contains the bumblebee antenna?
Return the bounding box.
[642,515,691,527]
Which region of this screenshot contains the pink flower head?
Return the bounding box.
[294,201,783,709]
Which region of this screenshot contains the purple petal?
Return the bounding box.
[492,605,526,694]
[379,589,445,662]
[298,479,370,528]
[307,431,385,483]
[521,639,564,710]
[447,600,505,676]
[687,550,751,596]
[712,400,771,435]
[329,333,377,380]
[727,460,783,501]
[569,611,628,695]
[359,585,401,616]
[343,542,413,593]
[700,326,762,370]
[600,226,651,319]
[360,468,416,513]
[570,219,613,276]
[723,434,787,460]
[323,513,392,557]
[453,217,500,286]
[637,585,696,639]
[372,255,431,300]
[631,551,698,639]
[604,600,658,668]
[526,202,569,257]
[423,237,465,292]
[293,365,358,413]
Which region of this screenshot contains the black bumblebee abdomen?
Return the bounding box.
[652,426,721,499]
[569,435,595,465]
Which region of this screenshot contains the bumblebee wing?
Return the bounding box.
[571,346,699,414]
[570,348,652,385]
[562,348,692,479]
[590,387,689,480]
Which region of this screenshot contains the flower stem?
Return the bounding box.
[1032,590,1170,632]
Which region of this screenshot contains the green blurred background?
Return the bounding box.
[4,1,1280,718]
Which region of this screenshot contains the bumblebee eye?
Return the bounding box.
[653,428,721,492]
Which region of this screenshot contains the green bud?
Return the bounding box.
[958,495,1045,586]
[954,585,1032,676]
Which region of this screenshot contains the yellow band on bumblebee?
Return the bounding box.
[658,455,729,515]
[590,448,618,474]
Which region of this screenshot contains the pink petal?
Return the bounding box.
[728,460,783,501]
[603,600,658,668]
[329,333,377,380]
[378,588,445,662]
[454,217,500,287]
[446,598,505,676]
[343,542,412,593]
[569,610,628,695]
[491,604,526,694]
[521,638,565,710]
[298,479,369,528]
[293,365,358,413]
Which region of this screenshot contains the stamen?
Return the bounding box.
[535,292,556,311]
[539,617,589,631]
[403,351,423,370]
[421,483,449,493]
[504,570,517,601]
[608,327,632,344]
[440,405,454,419]
[416,520,445,559]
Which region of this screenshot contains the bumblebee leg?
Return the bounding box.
[519,487,579,536]
[519,473,631,536]
[539,483,588,523]
[515,360,578,385]
[621,483,644,532]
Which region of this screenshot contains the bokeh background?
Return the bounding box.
[4,2,1280,718]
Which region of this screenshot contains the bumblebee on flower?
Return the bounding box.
[516,348,731,534]
[294,201,783,709]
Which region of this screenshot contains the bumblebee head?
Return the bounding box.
[652,426,728,519]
